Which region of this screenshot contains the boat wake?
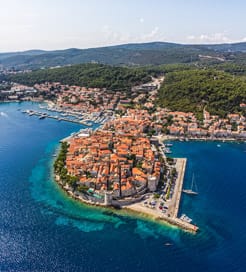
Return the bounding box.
[0,112,8,117]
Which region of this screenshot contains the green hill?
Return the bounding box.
[7,62,246,118]
[158,69,246,117]
[8,63,152,91]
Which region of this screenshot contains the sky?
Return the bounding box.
[0,0,245,52]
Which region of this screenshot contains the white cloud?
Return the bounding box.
[186,32,246,44]
[187,35,195,40]
[139,17,144,24]
[100,25,166,46]
[101,25,131,44]
[140,27,166,42]
[186,32,232,44]
[141,27,159,40]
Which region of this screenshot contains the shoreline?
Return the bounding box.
[160,135,246,143]
[2,100,244,142]
[56,181,181,230]
[56,177,198,233]
[54,152,198,233]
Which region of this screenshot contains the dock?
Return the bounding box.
[171,158,186,218]
[167,158,198,232]
[22,110,92,126]
[159,216,199,232]
[125,202,198,233]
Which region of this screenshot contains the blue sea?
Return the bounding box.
[0,102,246,272]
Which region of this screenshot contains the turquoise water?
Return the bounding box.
[0,102,246,271]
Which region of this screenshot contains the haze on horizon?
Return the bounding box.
[0,0,246,53]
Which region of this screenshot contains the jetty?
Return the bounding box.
[170,158,186,218]
[167,158,198,232]
[22,109,92,126]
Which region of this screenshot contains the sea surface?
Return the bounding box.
[0,102,246,272]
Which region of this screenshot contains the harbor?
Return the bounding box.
[21,107,113,127]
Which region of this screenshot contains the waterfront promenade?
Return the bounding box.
[159,134,245,143]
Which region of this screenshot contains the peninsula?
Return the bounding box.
[1,63,246,233]
[54,115,198,233]
[47,75,199,233]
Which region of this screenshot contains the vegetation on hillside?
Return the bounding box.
[212,63,246,76]
[6,60,246,118]
[158,69,246,117]
[8,63,152,90]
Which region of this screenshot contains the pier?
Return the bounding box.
[170,158,186,218]
[167,158,198,232]
[22,109,92,126]
[125,202,198,233]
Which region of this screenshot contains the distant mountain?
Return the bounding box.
[109,42,182,50]
[198,42,246,52]
[1,42,246,70]
[0,50,46,61]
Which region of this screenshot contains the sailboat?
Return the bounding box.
[183,174,198,195]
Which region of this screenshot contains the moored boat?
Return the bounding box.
[183,174,198,195]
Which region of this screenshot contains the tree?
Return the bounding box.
[68,175,79,192]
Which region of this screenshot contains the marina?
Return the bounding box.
[21,104,114,127]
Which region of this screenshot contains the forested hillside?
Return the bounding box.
[7,61,246,117]
[8,63,152,90]
[158,69,246,117]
